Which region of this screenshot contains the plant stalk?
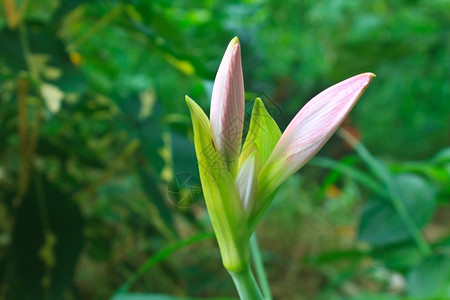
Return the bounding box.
[228,264,264,300]
[250,234,272,300]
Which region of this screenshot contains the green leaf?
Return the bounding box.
[10,177,83,299]
[303,249,369,266]
[339,129,393,185]
[112,295,175,300]
[310,156,388,197]
[407,254,450,298]
[431,147,450,165]
[117,232,215,293]
[185,96,248,271]
[371,242,423,271]
[358,174,436,246]
[112,295,182,300]
[171,132,198,176]
[0,25,86,93]
[112,294,235,300]
[239,98,282,231]
[240,98,281,169]
[349,294,400,300]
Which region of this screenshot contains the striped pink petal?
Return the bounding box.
[268,73,375,178]
[210,37,245,176]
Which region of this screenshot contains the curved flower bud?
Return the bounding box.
[251,73,375,230]
[210,37,245,177]
[272,73,375,173]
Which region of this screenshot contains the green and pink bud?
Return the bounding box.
[185,36,375,269]
[210,37,245,177]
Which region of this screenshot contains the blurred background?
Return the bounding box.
[0,0,449,299]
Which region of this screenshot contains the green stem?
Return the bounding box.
[228,264,264,300]
[250,234,272,300]
[338,129,432,257]
[390,194,432,256]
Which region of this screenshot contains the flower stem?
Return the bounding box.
[338,129,432,257]
[250,234,272,300]
[228,264,264,300]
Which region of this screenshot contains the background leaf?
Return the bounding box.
[359,174,436,246]
[407,254,450,299]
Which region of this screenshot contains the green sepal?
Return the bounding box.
[185,96,249,271]
[239,98,282,169]
[248,186,280,233]
[249,155,287,232]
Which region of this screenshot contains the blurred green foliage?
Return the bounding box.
[0,0,449,299]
